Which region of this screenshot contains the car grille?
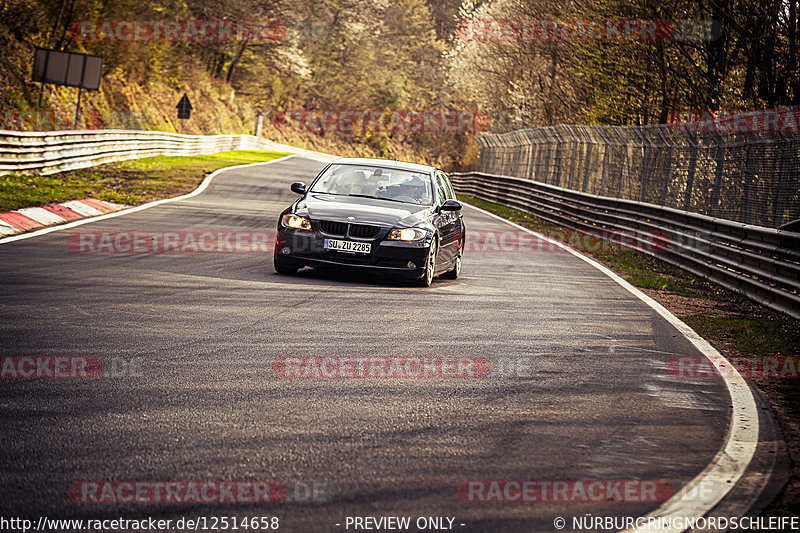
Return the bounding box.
[317,220,381,240]
[318,220,348,236]
[348,224,380,239]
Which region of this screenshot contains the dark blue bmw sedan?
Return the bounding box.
[274,157,465,286]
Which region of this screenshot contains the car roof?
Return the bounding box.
[330,157,437,174]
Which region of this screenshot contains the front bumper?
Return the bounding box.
[275,226,431,279]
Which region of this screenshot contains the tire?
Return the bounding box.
[416,238,437,287]
[441,249,461,279]
[274,253,299,275]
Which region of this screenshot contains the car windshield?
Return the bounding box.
[310,164,433,205]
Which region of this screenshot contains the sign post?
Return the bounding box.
[254,111,264,137]
[74,87,82,130]
[176,94,192,134]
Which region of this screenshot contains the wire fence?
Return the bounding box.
[475,109,800,228]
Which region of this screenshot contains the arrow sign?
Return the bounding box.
[176,94,192,119]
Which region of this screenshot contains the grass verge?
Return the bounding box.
[0,150,289,212]
[459,193,800,518]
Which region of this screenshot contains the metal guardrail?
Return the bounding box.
[0,130,335,176]
[451,172,800,320]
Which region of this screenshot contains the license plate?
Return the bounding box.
[324,239,371,254]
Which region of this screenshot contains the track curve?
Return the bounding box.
[0,156,755,532]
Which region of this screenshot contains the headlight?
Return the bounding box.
[387,228,427,241]
[281,214,312,231]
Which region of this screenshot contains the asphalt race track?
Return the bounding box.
[0,156,741,532]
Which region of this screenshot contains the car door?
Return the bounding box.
[442,171,465,253]
[434,171,459,268]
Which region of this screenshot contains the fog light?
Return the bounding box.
[282,248,291,255]
[407,261,416,269]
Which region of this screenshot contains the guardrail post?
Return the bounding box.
[773,131,791,226]
[527,131,537,181]
[544,128,556,184]
[533,130,545,181]
[581,133,594,193]
[500,136,508,176]
[637,128,650,202]
[515,131,528,178]
[651,126,672,207]
[710,131,726,217]
[683,132,699,211]
[554,127,564,187]
[619,128,630,198]
[567,126,579,190]
[660,143,673,207]
[596,127,612,196]
[742,133,757,224]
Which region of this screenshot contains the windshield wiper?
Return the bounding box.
[346,194,413,204]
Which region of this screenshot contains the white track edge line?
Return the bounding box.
[0,155,297,244]
[462,202,759,533]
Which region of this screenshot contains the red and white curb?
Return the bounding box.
[0,199,128,238]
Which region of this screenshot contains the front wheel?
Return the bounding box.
[441,250,461,279]
[416,239,438,287]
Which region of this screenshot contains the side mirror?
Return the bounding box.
[290,182,307,194]
[441,199,462,211]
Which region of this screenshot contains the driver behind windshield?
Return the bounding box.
[390,175,431,204]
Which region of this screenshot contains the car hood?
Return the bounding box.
[295,193,433,227]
